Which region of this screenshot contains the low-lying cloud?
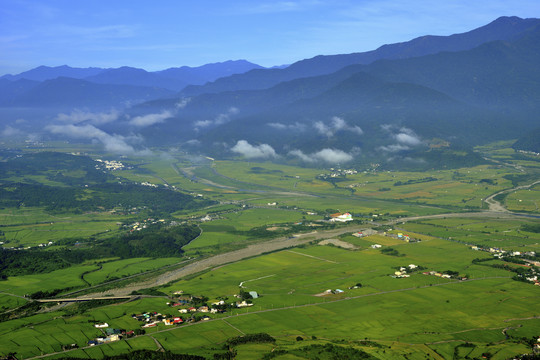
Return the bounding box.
[231,140,277,159]
[379,125,423,152]
[289,148,354,164]
[129,110,173,127]
[394,127,422,146]
[175,98,191,109]
[1,125,23,137]
[56,109,121,125]
[46,123,149,155]
[194,107,239,131]
[314,116,363,137]
[267,122,307,131]
[378,144,410,153]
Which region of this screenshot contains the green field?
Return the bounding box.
[82,258,183,285]
[2,239,536,359]
[0,207,129,248]
[399,218,540,252]
[505,183,540,213]
[1,143,539,359]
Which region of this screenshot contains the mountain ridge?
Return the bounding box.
[179,16,540,97]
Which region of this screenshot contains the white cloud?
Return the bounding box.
[378,144,410,153]
[193,120,213,129]
[289,148,354,163]
[315,116,363,137]
[231,140,277,159]
[267,122,307,131]
[379,126,422,151]
[175,98,191,109]
[129,110,172,127]
[289,149,313,162]
[56,109,120,125]
[185,139,201,146]
[46,123,147,155]
[395,132,421,146]
[394,128,422,146]
[194,107,239,131]
[1,125,22,137]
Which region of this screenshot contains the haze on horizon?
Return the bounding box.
[1,0,540,75]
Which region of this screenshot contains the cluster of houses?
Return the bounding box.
[318,168,358,179]
[140,181,159,188]
[471,245,536,261]
[88,324,127,346]
[329,212,353,222]
[37,241,54,247]
[94,159,125,171]
[124,218,166,232]
[392,264,420,278]
[523,274,540,286]
[393,232,419,243]
[516,149,540,157]
[422,271,466,281]
[3,241,54,251]
[352,229,377,237]
[471,246,540,285]
[351,229,419,243]
[131,311,205,328]
[322,289,345,295]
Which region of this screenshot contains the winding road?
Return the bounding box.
[483,180,540,212]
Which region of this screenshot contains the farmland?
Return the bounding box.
[0,144,539,359]
[1,238,538,359]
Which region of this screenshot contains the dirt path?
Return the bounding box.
[94,229,346,297]
[77,208,536,299]
[483,180,540,212]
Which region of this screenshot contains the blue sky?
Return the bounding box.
[1,0,539,75]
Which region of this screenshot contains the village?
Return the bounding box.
[123,218,167,232]
[85,290,259,347]
[470,245,540,286]
[94,159,125,171]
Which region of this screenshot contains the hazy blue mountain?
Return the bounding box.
[0,60,265,95]
[84,66,188,91]
[2,16,539,170]
[85,61,264,91]
[156,60,264,86]
[0,65,105,82]
[136,22,540,141]
[180,16,540,96]
[0,78,40,105]
[124,19,540,170]
[512,128,540,153]
[10,77,175,108]
[361,23,540,109]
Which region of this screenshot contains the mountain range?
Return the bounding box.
[1,16,539,169]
